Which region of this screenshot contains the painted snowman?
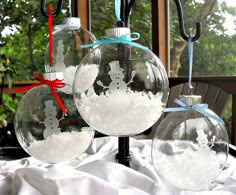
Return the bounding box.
[97,61,136,112]
[97,61,136,93]
[196,129,211,155]
[55,40,70,72]
[41,100,63,139]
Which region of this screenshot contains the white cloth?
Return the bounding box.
[0,137,235,195]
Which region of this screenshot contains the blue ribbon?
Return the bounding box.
[188,30,193,93]
[115,0,121,22]
[80,32,149,50]
[164,98,225,125]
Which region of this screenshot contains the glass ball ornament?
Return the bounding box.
[152,96,229,190]
[73,27,169,136]
[15,83,94,163]
[45,17,96,94]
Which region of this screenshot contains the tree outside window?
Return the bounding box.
[169,0,236,77]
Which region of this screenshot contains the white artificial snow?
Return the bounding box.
[153,140,222,190]
[76,90,164,136]
[74,64,99,92]
[27,130,94,163]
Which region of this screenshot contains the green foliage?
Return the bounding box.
[1,0,235,79]
[0,0,68,81]
[170,1,236,76]
[0,93,23,128]
[0,55,16,88]
[91,0,152,47]
[179,32,236,76]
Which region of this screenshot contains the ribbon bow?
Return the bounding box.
[164,98,224,124]
[80,32,149,50]
[15,74,67,114]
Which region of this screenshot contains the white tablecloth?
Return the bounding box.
[0,137,235,195]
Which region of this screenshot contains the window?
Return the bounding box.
[90,0,152,48]
[0,1,69,81]
[169,0,236,77]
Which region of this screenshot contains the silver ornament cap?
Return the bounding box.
[105,27,130,37]
[54,17,81,32]
[43,72,64,81]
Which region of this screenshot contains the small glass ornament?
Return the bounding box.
[45,17,96,94]
[73,27,169,136]
[15,74,94,163]
[152,95,229,190]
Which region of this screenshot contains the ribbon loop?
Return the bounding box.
[115,0,121,22]
[188,29,193,93]
[48,4,53,66]
[16,74,67,114]
[81,32,148,50]
[164,98,224,125]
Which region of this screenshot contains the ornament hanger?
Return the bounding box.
[173,0,201,42]
[116,0,136,27]
[40,0,63,17]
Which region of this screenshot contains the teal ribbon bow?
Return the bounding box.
[164,98,225,125]
[80,32,149,50]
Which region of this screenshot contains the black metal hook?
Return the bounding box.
[125,0,136,24]
[116,0,136,27]
[173,0,201,42]
[40,0,63,17]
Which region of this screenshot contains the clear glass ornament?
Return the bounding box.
[45,17,96,94]
[152,96,229,190]
[15,85,94,163]
[73,27,169,136]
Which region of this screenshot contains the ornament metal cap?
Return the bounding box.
[54,17,81,31]
[43,72,64,81]
[179,95,202,106]
[63,17,81,28]
[105,27,130,37]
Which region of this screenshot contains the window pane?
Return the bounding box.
[90,0,152,48]
[0,1,68,81]
[169,0,236,77]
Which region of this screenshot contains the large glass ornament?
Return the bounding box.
[73,27,169,136]
[45,17,96,94]
[15,84,94,163]
[152,96,229,190]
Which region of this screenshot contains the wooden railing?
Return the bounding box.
[0,81,37,95]
[1,76,236,144]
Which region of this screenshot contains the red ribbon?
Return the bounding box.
[15,74,67,114]
[48,4,53,66]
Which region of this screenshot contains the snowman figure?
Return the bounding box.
[196,129,211,155]
[55,40,70,72]
[97,61,136,94]
[96,61,136,113]
[33,100,64,139]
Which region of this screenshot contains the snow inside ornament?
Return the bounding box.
[73,27,169,136]
[45,17,96,94]
[14,78,94,163]
[152,96,229,190]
